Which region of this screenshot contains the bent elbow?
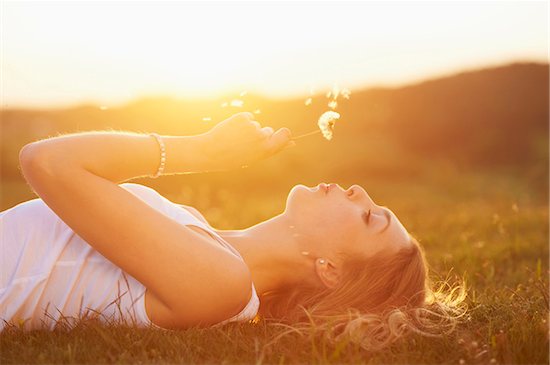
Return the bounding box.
[19,143,40,171]
[19,142,55,179]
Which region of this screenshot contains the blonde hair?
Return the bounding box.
[256,235,468,351]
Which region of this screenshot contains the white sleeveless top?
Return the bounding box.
[0,183,260,331]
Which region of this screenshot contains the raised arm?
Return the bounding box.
[18,112,293,327]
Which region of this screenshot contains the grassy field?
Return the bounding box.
[1,170,548,364]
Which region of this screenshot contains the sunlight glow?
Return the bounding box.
[2,1,547,108]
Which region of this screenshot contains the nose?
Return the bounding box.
[348,184,376,206]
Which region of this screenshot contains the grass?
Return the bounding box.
[1,170,548,364]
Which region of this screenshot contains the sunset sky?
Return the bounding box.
[1,1,548,109]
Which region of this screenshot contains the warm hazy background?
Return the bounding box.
[1,1,548,232]
[1,3,549,362]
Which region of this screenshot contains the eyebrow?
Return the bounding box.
[378,208,392,234]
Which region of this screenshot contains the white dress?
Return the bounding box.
[0,183,260,331]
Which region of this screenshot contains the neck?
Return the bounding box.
[212,212,312,297]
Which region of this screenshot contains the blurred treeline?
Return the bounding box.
[1,62,548,223]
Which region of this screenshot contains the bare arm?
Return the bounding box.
[19,112,293,327]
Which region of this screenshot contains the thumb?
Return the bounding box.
[266,127,292,155]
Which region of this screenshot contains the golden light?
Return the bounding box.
[2,2,547,108]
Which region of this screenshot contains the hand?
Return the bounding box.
[199,112,295,171]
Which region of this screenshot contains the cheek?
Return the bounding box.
[316,207,360,243]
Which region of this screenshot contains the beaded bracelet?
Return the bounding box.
[149,133,166,178]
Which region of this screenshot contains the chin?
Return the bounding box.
[284,184,317,211]
[289,184,314,195]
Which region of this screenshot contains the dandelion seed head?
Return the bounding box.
[202,117,212,122]
[328,100,338,110]
[318,111,340,141]
[305,97,312,106]
[230,99,244,107]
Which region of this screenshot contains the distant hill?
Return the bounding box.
[383,62,548,166]
[1,62,548,181]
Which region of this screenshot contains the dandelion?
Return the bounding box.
[317,111,340,140]
[290,111,341,141]
[291,86,349,142]
[230,99,244,107]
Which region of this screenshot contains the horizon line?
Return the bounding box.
[2,58,547,112]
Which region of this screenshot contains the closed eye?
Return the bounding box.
[363,208,392,235]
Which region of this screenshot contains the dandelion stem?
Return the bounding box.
[292,130,320,141]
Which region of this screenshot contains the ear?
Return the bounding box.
[314,259,340,289]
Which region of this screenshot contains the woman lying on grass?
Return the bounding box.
[1,112,467,351]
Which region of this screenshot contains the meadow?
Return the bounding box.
[1,169,548,364]
[1,63,548,363]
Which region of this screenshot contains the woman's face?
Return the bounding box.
[284,183,411,260]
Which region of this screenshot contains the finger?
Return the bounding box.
[265,127,292,155]
[222,112,255,128]
[234,112,254,122]
[261,126,274,138]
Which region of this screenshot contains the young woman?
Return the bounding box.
[1,112,466,350]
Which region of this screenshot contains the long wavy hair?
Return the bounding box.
[256,235,468,351]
